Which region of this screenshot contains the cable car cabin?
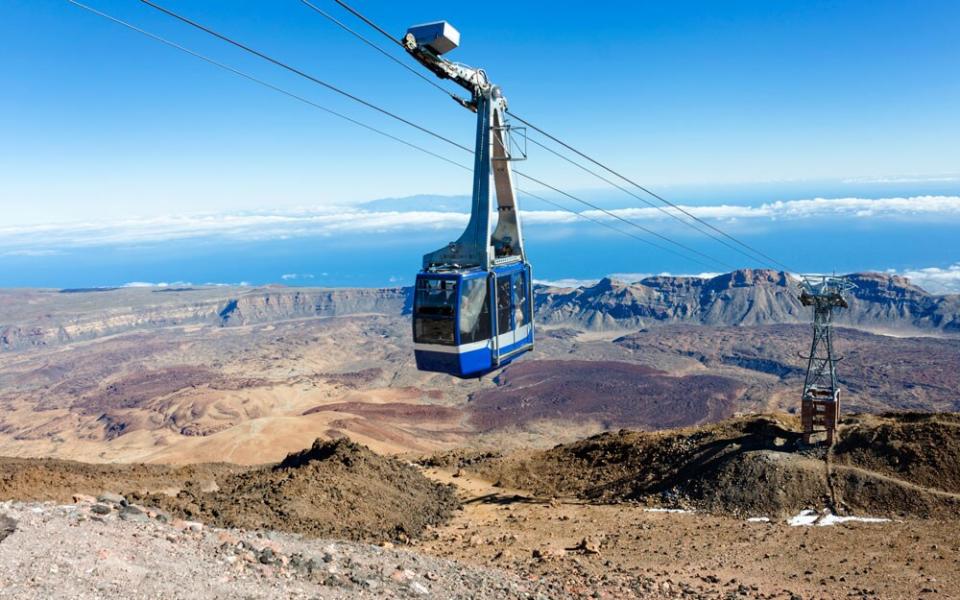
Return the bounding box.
[404,20,534,377]
[413,262,533,377]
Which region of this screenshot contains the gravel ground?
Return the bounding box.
[0,499,569,599]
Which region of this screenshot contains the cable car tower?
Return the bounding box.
[798,275,855,445]
[404,21,534,377]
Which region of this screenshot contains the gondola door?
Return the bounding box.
[494,272,514,356]
[491,265,533,363]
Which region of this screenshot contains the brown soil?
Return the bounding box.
[832,412,960,493]
[0,458,239,502]
[0,438,459,543]
[461,412,960,519]
[468,359,743,431]
[303,401,463,422]
[420,468,960,599]
[3,413,960,597]
[318,367,383,388]
[130,438,459,542]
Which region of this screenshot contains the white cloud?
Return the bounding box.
[121,281,254,288]
[585,195,960,222]
[536,272,722,288]
[0,249,63,257]
[612,271,722,281]
[889,264,960,294]
[533,277,598,288]
[0,209,468,250]
[280,273,315,281]
[122,281,192,288]
[842,175,959,184]
[0,196,957,251]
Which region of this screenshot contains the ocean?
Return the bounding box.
[2,179,958,292]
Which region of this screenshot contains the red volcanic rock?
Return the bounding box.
[468,360,743,432]
[303,401,462,423]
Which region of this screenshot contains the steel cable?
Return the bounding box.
[67,0,733,270]
[319,0,797,273]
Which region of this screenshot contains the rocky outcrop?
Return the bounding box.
[217,288,411,326]
[0,287,411,352]
[1,270,957,353]
[535,269,960,334]
[843,273,960,332]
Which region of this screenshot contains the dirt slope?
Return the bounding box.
[0,458,239,502]
[832,412,960,493]
[132,438,458,542]
[419,468,960,600]
[462,412,960,519]
[0,438,459,543]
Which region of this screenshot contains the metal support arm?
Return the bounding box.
[405,24,525,272]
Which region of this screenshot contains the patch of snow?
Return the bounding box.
[643,508,692,514]
[788,509,890,527]
[788,509,820,526]
[817,514,890,526]
[746,517,770,523]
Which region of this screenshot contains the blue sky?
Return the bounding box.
[0,1,958,289]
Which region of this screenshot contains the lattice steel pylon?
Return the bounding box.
[798,275,856,445]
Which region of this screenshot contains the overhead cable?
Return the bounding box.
[138,0,472,153]
[299,0,458,101]
[65,0,468,173]
[524,135,767,268]
[320,0,796,273]
[508,112,797,273]
[67,0,731,270]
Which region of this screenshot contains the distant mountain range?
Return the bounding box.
[1,269,957,352]
[535,269,960,334]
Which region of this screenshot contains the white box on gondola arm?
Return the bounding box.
[406,21,460,55]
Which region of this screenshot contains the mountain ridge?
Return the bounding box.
[1,269,957,352]
[535,269,960,333]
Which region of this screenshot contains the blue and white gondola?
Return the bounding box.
[404,21,535,378]
[413,262,533,377]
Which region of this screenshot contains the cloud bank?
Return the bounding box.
[891,264,960,294]
[0,196,958,252]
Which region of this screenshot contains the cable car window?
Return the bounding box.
[414,317,455,345]
[459,278,491,344]
[414,278,457,345]
[497,276,512,335]
[513,271,528,327]
[415,278,457,317]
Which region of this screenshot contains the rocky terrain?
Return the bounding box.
[0,269,957,464]
[133,438,458,542]
[459,413,960,519]
[470,360,743,432]
[0,500,567,599]
[0,286,409,352]
[611,324,960,413]
[535,270,960,333]
[2,413,960,598]
[0,438,457,544]
[2,269,957,353]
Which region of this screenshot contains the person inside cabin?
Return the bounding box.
[494,237,514,258]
